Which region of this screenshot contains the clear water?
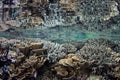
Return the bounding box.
[0,25,120,44]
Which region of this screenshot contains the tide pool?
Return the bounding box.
[0,25,120,44]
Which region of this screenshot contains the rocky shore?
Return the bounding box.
[0,38,120,80]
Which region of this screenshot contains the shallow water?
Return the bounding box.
[0,25,120,43]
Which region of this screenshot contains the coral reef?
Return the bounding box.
[0,0,120,80]
[42,40,67,62]
[1,0,120,36]
[0,38,120,80]
[9,55,47,80]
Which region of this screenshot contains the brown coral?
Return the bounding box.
[8,42,47,80]
[52,53,92,79]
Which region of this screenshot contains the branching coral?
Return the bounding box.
[42,41,67,62]
[1,38,120,80]
[79,45,113,62]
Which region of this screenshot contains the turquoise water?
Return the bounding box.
[0,25,120,43]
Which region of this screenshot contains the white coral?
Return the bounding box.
[42,41,66,62]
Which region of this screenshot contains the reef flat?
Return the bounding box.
[0,0,120,80]
[0,38,120,80]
